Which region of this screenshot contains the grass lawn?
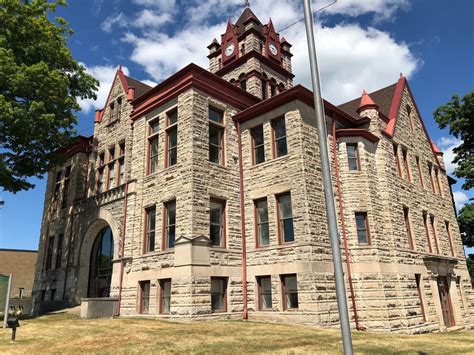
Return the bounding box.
[0,312,473,354]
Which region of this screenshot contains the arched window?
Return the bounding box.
[261,74,268,100]
[278,83,286,93]
[88,226,114,298]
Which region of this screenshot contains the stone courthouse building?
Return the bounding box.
[33,7,473,332]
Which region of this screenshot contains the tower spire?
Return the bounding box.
[245,0,250,8]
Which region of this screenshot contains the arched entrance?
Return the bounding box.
[88,226,114,298]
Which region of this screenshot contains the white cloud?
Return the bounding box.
[319,0,410,21]
[437,136,462,175]
[101,12,127,33]
[78,64,129,113]
[453,190,469,210]
[141,79,158,87]
[134,9,173,29]
[121,0,419,104]
[132,0,177,12]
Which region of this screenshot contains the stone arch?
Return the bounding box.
[76,209,121,301]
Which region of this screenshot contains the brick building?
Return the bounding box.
[0,249,37,299]
[32,8,473,332]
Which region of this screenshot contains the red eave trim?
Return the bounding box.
[381,77,445,171]
[336,129,380,143]
[233,85,369,127]
[130,63,260,120]
[215,50,295,80]
[95,69,129,123]
[384,76,406,137]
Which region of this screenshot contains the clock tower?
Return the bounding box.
[207,6,294,100]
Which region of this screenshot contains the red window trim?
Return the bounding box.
[209,106,226,166]
[393,144,402,177]
[165,108,178,169]
[430,215,440,254]
[211,277,228,313]
[281,274,298,311]
[147,118,160,175]
[158,278,171,315]
[210,198,227,248]
[271,116,287,159]
[428,163,436,195]
[415,274,426,322]
[143,206,156,254]
[435,168,443,197]
[416,156,424,188]
[445,221,455,257]
[138,280,150,314]
[162,200,176,250]
[423,212,433,253]
[276,192,293,245]
[355,212,371,245]
[257,275,272,311]
[403,207,415,250]
[402,147,412,182]
[347,143,361,171]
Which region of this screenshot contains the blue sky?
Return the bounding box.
[0,0,473,254]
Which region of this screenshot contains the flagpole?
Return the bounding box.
[302,1,353,354]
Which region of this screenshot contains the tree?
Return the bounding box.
[467,255,474,288]
[458,203,474,247]
[433,90,474,190]
[0,0,98,193]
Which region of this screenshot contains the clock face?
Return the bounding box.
[225,43,235,57]
[269,42,278,56]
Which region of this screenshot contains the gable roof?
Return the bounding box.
[124,75,153,99]
[338,83,397,120]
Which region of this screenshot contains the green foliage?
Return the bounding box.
[0,0,98,192]
[458,203,474,247]
[467,255,474,288]
[433,90,474,190]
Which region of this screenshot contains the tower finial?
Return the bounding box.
[245,0,250,8]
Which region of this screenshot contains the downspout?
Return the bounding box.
[332,116,363,331]
[236,121,248,320]
[114,180,129,318]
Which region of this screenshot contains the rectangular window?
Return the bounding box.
[423,212,432,253]
[97,167,105,193]
[428,163,436,194]
[166,109,178,167]
[255,199,270,247]
[430,215,440,254]
[393,144,402,177]
[164,201,176,249]
[347,143,360,171]
[257,276,272,310]
[251,125,265,165]
[445,221,455,257]
[211,277,227,312]
[45,235,54,271]
[159,279,171,314]
[139,281,150,314]
[116,98,122,121]
[108,147,115,162]
[119,142,125,157]
[50,289,56,301]
[55,234,64,269]
[277,193,294,243]
[107,163,115,190]
[61,166,71,209]
[416,156,424,188]
[272,117,288,158]
[118,158,125,185]
[209,107,225,164]
[355,212,370,245]
[281,274,298,310]
[435,168,443,197]
[52,170,62,211]
[261,79,267,100]
[403,207,414,250]
[402,148,411,182]
[148,119,159,174]
[109,102,115,122]
[210,199,226,247]
[144,207,156,253]
[415,274,426,322]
